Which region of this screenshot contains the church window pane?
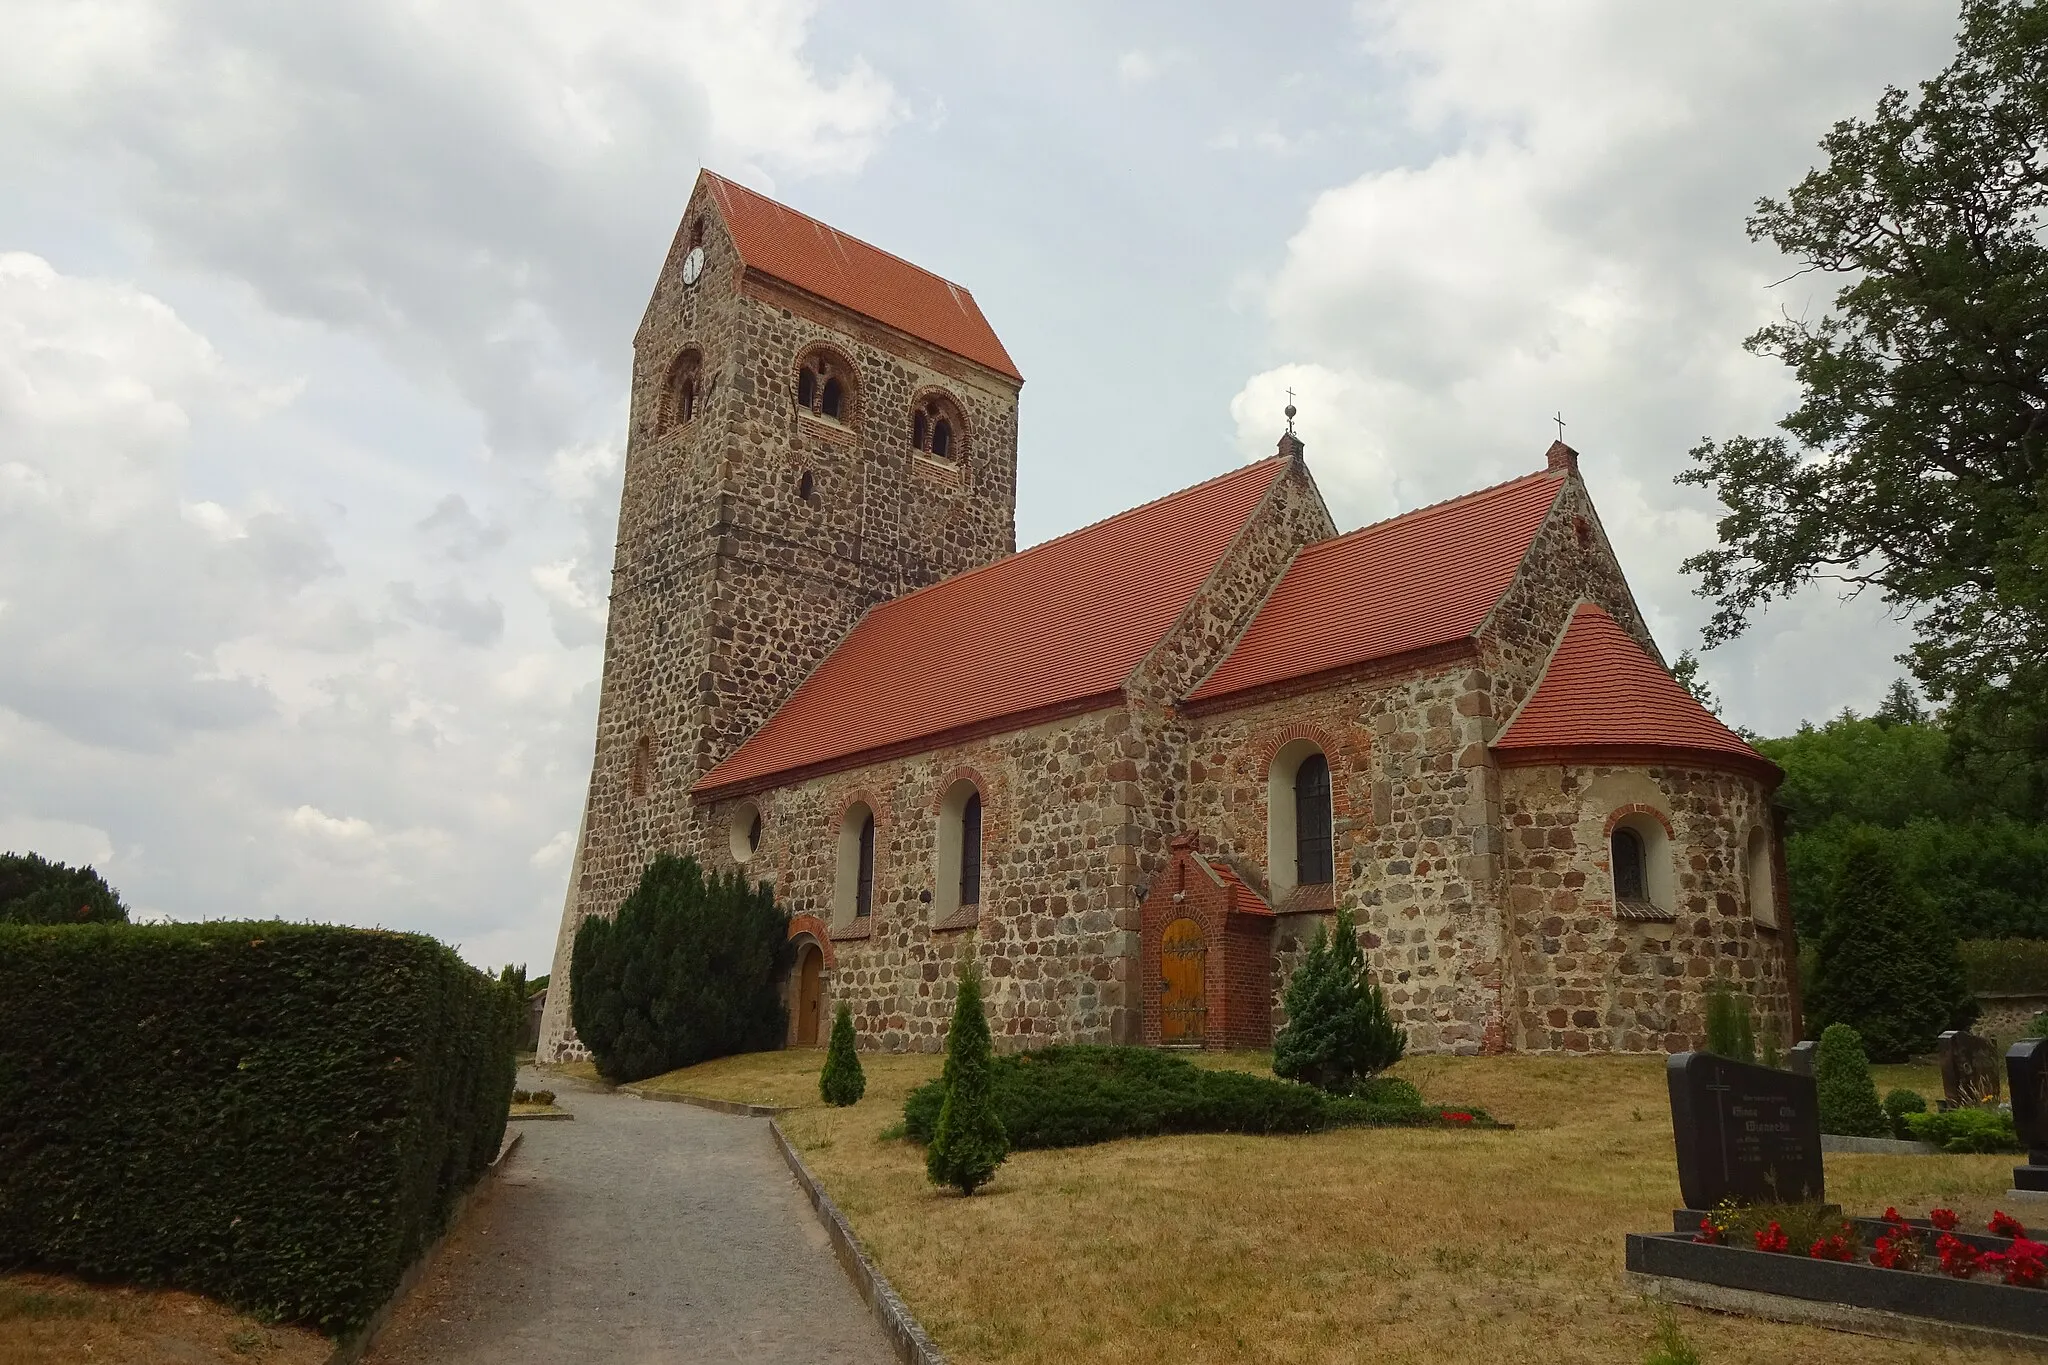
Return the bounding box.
[1293,752,1333,885]
[960,792,982,906]
[856,813,875,918]
[821,375,843,418]
[798,470,814,500]
[913,410,927,449]
[747,810,762,854]
[1612,827,1647,902]
[797,366,816,409]
[932,418,952,459]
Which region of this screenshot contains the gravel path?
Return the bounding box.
[363,1069,897,1364]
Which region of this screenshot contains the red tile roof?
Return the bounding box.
[1186,470,1566,706]
[694,458,1291,797]
[1190,850,1275,917]
[702,172,1021,381]
[1493,602,1779,781]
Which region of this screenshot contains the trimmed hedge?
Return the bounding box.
[1903,1106,2023,1154]
[0,922,520,1334]
[1960,938,2048,996]
[902,1045,1484,1150]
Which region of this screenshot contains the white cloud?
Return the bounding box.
[1235,0,1960,733]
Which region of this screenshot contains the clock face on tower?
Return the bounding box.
[681,246,705,287]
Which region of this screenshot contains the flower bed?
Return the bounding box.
[1627,1206,2048,1343]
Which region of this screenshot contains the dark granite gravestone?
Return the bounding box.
[1940,1029,2002,1107]
[2007,1039,2048,1191]
[1786,1040,1816,1077]
[1668,1051,1824,1211]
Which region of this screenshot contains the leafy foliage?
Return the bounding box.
[1904,1105,2025,1153]
[819,1002,865,1107]
[1806,829,1975,1059]
[1959,938,2048,993]
[0,852,126,924]
[1680,0,2048,793]
[925,965,1008,1195]
[1272,906,1405,1093]
[570,854,789,1084]
[1883,1087,1930,1139]
[901,1046,1480,1150]
[1703,980,1757,1063]
[1814,1023,1890,1138]
[0,921,519,1333]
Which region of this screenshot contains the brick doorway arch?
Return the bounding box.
[794,941,824,1046]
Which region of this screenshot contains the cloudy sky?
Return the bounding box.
[0,0,1962,971]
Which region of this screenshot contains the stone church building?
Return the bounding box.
[537,170,1799,1063]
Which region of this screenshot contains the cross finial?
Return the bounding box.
[1553,410,1567,442]
[1284,388,1297,435]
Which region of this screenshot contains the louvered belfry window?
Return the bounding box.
[960,792,982,907]
[1294,753,1334,885]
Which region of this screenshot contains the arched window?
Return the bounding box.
[1294,752,1334,886]
[797,470,815,500]
[935,779,984,922]
[794,347,857,425]
[1611,827,1646,902]
[1267,739,1334,901]
[729,802,761,864]
[1607,809,1675,917]
[909,391,967,463]
[660,349,702,432]
[1748,827,1776,928]
[834,802,876,926]
[689,216,706,249]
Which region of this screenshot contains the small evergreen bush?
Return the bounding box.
[1807,830,1974,1061]
[1882,1087,1928,1139]
[1814,1023,1889,1137]
[902,1046,1484,1150]
[1273,905,1405,1093]
[1703,980,1757,1063]
[1903,1106,2023,1153]
[926,965,1008,1195]
[570,854,789,1084]
[0,852,126,924]
[819,1002,866,1106]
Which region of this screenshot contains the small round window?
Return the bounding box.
[729,803,762,864]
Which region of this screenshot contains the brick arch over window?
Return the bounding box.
[793,343,861,426]
[1248,722,1358,819]
[908,387,969,463]
[931,766,1003,929]
[829,790,887,928]
[1602,802,1676,919]
[660,347,703,432]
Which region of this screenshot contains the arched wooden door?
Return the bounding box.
[795,944,823,1046]
[1160,917,1206,1045]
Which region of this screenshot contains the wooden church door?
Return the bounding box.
[796,945,823,1046]
[1160,918,1207,1045]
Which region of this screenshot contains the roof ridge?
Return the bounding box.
[704,171,982,302]
[1312,467,1565,550]
[863,455,1292,615]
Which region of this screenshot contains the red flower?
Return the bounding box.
[2002,1238,2048,1288]
[1929,1208,1959,1231]
[1991,1211,2028,1239]
[1809,1231,1856,1262]
[1883,1207,1903,1223]
[1938,1233,1984,1279]
[1754,1221,1790,1253]
[1870,1222,1922,1271]
[1692,1217,1725,1246]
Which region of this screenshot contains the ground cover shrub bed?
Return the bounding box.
[899,1045,1488,1150]
[0,921,520,1335]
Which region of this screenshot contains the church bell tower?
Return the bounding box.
[537,171,1023,1060]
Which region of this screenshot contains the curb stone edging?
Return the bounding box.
[769,1120,946,1365]
[1820,1133,1941,1156]
[620,1084,789,1118]
[322,1129,523,1365]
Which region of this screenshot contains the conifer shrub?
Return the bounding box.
[819,1002,865,1106]
[1807,829,1973,1061]
[925,965,1008,1195]
[570,854,789,1084]
[902,1046,1486,1149]
[1814,1023,1890,1138]
[0,852,126,924]
[1882,1087,1929,1139]
[0,921,519,1333]
[1703,979,1757,1063]
[1272,905,1405,1093]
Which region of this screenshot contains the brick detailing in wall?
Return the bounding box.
[1138,837,1277,1049]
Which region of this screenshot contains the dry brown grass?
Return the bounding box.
[646,1046,2040,1364]
[0,1273,329,1365]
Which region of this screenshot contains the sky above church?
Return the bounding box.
[0,0,1963,972]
